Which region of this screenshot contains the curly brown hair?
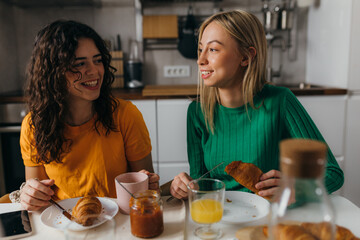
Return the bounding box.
[25,20,118,164]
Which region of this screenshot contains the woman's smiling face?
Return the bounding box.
[65,37,104,103]
[197,21,245,89]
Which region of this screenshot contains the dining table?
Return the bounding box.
[0,193,359,240]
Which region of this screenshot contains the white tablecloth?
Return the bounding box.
[1,195,359,240]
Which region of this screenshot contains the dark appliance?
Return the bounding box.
[0,102,27,195]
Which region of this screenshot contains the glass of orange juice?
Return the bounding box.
[187,178,225,239]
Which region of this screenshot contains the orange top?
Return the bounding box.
[20,99,152,200]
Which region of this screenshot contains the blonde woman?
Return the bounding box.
[170,10,343,200]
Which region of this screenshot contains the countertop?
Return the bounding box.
[0,84,348,104]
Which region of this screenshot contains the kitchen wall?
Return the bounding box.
[0,0,136,94]
[0,1,19,93]
[0,0,308,93]
[142,1,309,86]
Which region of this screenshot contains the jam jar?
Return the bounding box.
[129,190,164,238]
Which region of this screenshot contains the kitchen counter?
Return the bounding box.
[0,84,347,103]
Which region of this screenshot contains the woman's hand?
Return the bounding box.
[139,170,160,191]
[20,178,55,211]
[255,170,281,199]
[170,172,193,199]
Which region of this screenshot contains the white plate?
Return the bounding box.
[40,197,118,231]
[222,191,270,224]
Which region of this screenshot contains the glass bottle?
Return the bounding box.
[269,139,336,240]
[129,190,164,238]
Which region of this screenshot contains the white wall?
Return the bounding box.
[142,1,308,86]
[0,0,308,92]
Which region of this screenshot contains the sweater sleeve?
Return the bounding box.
[282,90,344,193]
[187,101,207,179]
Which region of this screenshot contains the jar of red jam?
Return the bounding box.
[129,190,164,238]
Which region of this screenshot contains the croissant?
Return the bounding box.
[263,224,317,240]
[301,222,360,240]
[72,196,102,226]
[225,160,270,200]
[263,223,360,240]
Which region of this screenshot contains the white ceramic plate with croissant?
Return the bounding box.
[40,197,118,231]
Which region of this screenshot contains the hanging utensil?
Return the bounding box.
[177,4,198,59]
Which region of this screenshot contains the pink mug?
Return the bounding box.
[115,172,148,214]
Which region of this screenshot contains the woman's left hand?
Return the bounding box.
[139,170,160,191]
[255,169,281,199]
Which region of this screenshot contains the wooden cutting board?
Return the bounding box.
[235,225,267,240]
[142,84,197,97]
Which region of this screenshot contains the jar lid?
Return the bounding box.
[280,139,327,178]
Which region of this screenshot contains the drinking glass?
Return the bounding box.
[187,178,225,240]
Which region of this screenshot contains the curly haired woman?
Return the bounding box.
[18,20,159,211]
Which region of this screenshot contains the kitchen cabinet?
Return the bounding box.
[343,95,360,206]
[130,100,158,173]
[297,95,346,158]
[132,99,191,185]
[157,99,191,185]
[298,95,346,196]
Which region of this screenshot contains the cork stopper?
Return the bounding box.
[280,139,327,178]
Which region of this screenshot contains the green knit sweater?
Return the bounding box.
[187,84,344,194]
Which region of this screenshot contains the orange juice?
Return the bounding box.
[190,199,223,224]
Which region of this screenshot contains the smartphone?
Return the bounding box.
[0,210,32,239]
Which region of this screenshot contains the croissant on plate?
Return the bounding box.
[263,222,360,240]
[225,160,271,200]
[72,196,102,226]
[301,222,360,240]
[271,224,317,240]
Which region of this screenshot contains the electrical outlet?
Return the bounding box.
[164,65,190,78]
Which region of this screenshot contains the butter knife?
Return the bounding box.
[49,199,74,221]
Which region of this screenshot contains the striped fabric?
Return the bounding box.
[187,84,344,194]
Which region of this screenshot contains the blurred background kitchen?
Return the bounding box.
[1,0,360,207]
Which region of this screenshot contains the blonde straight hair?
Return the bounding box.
[197,10,267,133]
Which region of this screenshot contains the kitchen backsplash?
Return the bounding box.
[0,0,308,93]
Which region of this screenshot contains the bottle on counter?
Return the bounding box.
[268,139,336,240]
[129,190,164,238]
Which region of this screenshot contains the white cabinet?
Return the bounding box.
[158,163,190,186]
[130,100,158,172]
[298,95,347,196]
[343,95,360,206]
[132,99,191,185]
[297,95,347,157]
[157,99,191,185]
[157,99,191,163]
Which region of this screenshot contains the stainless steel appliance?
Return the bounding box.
[0,103,27,196]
